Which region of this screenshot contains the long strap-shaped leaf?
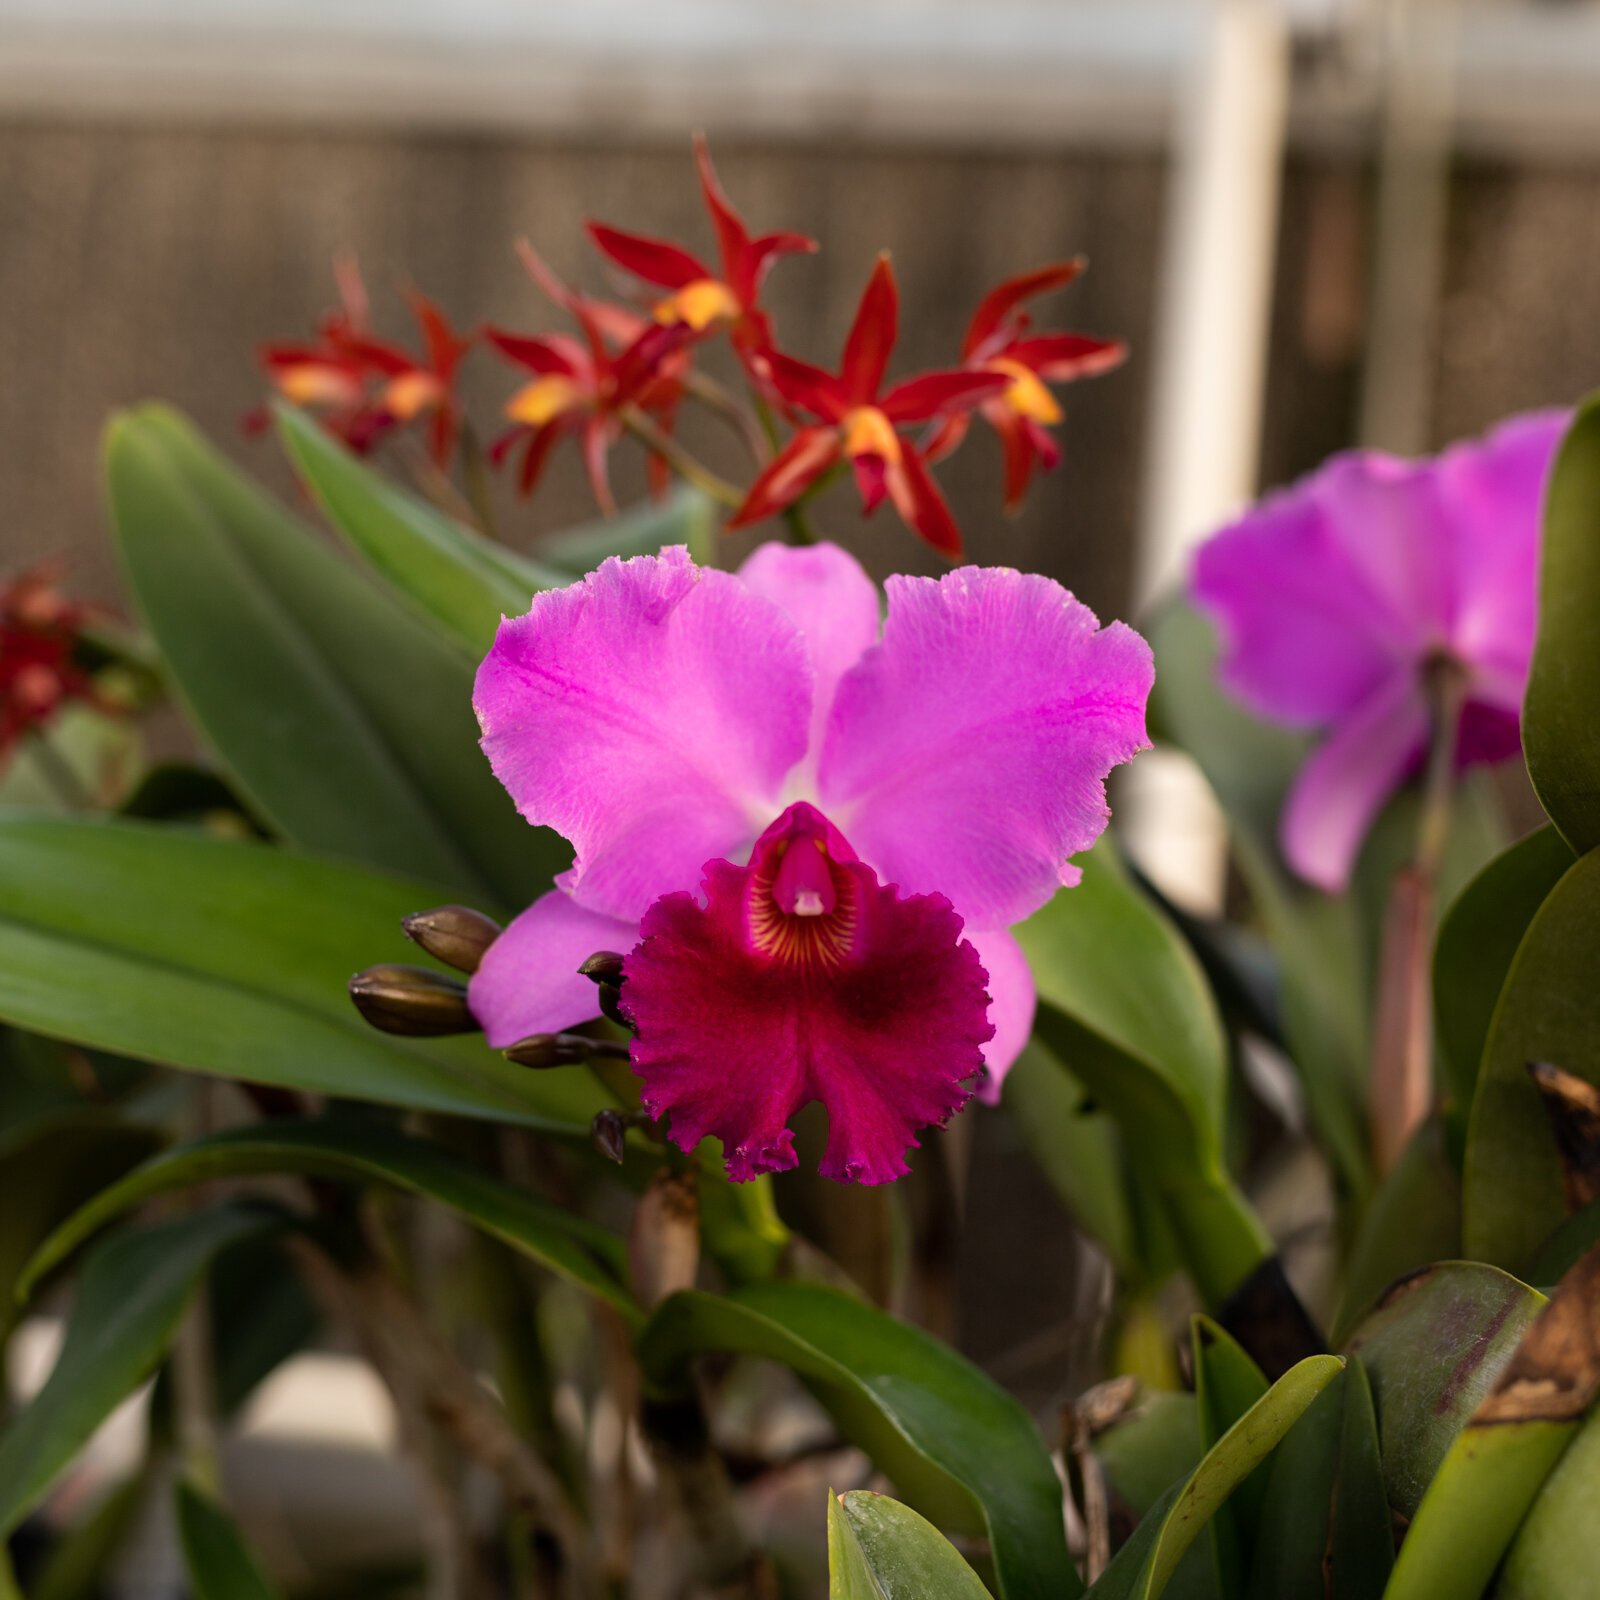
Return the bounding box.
[0,814,609,1131]
[0,1204,282,1538]
[828,1490,991,1599]
[17,1119,636,1320]
[639,1283,1079,1600]
[106,404,565,904]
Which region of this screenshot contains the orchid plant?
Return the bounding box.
[2,138,1599,1600]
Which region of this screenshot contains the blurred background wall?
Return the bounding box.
[2,0,1599,1393]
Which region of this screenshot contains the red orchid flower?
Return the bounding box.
[728,255,1007,558]
[586,134,815,371]
[485,242,693,514]
[0,563,110,764]
[926,259,1126,512]
[256,258,472,467]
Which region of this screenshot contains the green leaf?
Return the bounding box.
[1332,1118,1461,1347]
[1326,1358,1392,1598]
[20,1119,634,1319]
[0,1111,164,1322]
[174,1480,283,1600]
[105,404,563,904]
[1191,1317,1269,1593]
[1343,1261,1545,1518]
[1004,1038,1138,1277]
[1130,1356,1345,1600]
[275,403,567,657]
[1523,394,1600,853]
[1097,1394,1204,1524]
[537,487,715,574]
[208,1236,321,1417]
[1017,841,1270,1306]
[1497,1397,1600,1600]
[0,1204,280,1538]
[638,1283,1078,1600]
[1433,826,1575,1113]
[1463,847,1600,1270]
[828,1490,991,1599]
[1242,1371,1343,1600]
[0,814,609,1132]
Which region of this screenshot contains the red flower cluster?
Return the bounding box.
[0,564,107,763]
[255,256,470,468]
[257,140,1125,559]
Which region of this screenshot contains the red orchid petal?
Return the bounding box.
[426,403,459,469]
[487,426,523,467]
[840,253,899,405]
[1004,333,1128,381]
[623,802,989,1184]
[405,288,470,380]
[1023,414,1063,472]
[878,369,1009,424]
[920,412,970,465]
[964,258,1086,357]
[887,446,963,559]
[333,334,417,379]
[694,133,753,292]
[852,452,890,516]
[728,427,842,529]
[585,221,709,292]
[994,409,1038,512]
[483,327,583,378]
[517,423,563,498]
[612,322,694,403]
[582,416,618,516]
[516,239,611,372]
[766,351,849,423]
[740,228,818,303]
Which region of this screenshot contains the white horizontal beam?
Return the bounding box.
[1,2,1598,156]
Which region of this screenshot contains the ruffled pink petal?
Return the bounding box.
[474,548,812,921]
[1191,482,1407,728]
[737,542,881,768]
[467,889,635,1048]
[1281,673,1430,893]
[962,926,1036,1104]
[817,567,1153,932]
[622,803,991,1185]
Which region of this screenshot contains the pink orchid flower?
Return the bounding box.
[1191,408,1568,893]
[469,543,1152,1184]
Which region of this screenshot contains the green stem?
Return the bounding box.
[619,408,744,509]
[681,371,769,466]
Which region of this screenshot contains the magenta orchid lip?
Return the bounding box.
[468,540,1153,1181]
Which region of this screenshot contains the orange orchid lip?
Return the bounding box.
[989,357,1063,425]
[506,375,585,427]
[840,405,903,465]
[656,278,741,333]
[380,370,445,421]
[275,364,363,409]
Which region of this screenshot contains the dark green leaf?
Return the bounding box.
[1130,1356,1345,1600]
[28,1472,149,1600]
[1017,841,1269,1306]
[1242,1371,1344,1600]
[827,1490,991,1599]
[1523,395,1600,853]
[1433,826,1575,1113]
[1462,848,1600,1271]
[20,1119,633,1318]
[106,404,564,904]
[1333,1117,1461,1346]
[1344,1261,1545,1517]
[638,1283,1078,1600]
[0,814,609,1131]
[1004,1038,1138,1278]
[209,1237,321,1417]
[0,1204,280,1537]
[174,1479,282,1600]
[1191,1317,1269,1592]
[0,1111,164,1322]
[275,403,567,657]
[1326,1357,1392,1598]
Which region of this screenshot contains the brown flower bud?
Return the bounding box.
[591,1109,629,1164]
[504,1032,631,1070]
[401,905,502,975]
[349,964,475,1036]
[578,949,627,986]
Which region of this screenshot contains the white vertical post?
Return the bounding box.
[1123,0,1291,916]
